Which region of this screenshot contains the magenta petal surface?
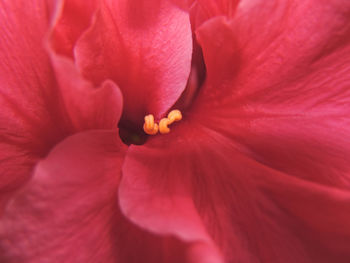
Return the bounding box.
[120,133,224,262]
[0,131,126,262]
[190,0,240,29]
[50,0,98,58]
[120,1,350,261]
[0,131,211,263]
[74,0,193,125]
[0,0,71,212]
[121,120,350,262]
[49,53,123,131]
[193,1,350,188]
[196,0,350,98]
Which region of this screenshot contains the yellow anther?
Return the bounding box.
[143,110,182,135]
[143,114,158,135]
[167,109,182,124]
[159,110,182,134]
[159,118,171,134]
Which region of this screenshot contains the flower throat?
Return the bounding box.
[119,41,206,145]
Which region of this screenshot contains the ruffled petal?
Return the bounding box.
[48,0,123,132]
[48,52,123,131]
[190,0,240,29]
[0,0,124,215]
[121,120,350,262]
[74,0,193,127]
[0,131,213,263]
[195,17,238,87]
[50,0,98,58]
[0,0,71,212]
[120,4,350,259]
[0,131,126,262]
[193,1,350,187]
[120,129,225,262]
[196,0,350,97]
[170,0,194,10]
[133,1,350,260]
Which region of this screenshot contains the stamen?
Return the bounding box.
[159,118,170,134]
[143,110,182,135]
[167,110,182,124]
[143,114,158,135]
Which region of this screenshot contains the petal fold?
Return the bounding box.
[50,0,98,58]
[74,0,193,126]
[0,0,71,213]
[49,53,123,132]
[0,131,212,263]
[193,1,350,188]
[190,0,240,29]
[121,121,350,262]
[0,131,126,262]
[196,0,350,98]
[120,133,225,262]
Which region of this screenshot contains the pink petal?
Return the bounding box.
[48,52,123,131]
[190,0,240,29]
[170,0,194,10]
[50,0,98,58]
[120,133,225,262]
[74,0,193,126]
[48,0,123,132]
[196,0,350,98]
[0,0,123,215]
[121,120,350,262]
[0,0,71,212]
[193,2,350,187]
[122,1,350,261]
[0,131,209,263]
[0,131,125,262]
[195,17,238,87]
[0,0,58,136]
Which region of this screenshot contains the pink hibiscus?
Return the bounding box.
[1,0,350,262]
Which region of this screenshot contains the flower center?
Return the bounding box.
[143,109,182,135]
[119,39,205,145]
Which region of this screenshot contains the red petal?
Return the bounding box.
[190,0,240,29]
[195,17,238,87]
[170,0,194,10]
[193,2,350,188]
[0,131,125,262]
[49,53,123,131]
[127,2,350,260]
[121,121,350,262]
[0,0,123,215]
[0,0,71,213]
[196,0,350,98]
[0,131,208,263]
[50,0,98,58]
[74,0,193,126]
[120,133,224,262]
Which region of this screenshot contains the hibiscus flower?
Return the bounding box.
[1,0,350,262]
